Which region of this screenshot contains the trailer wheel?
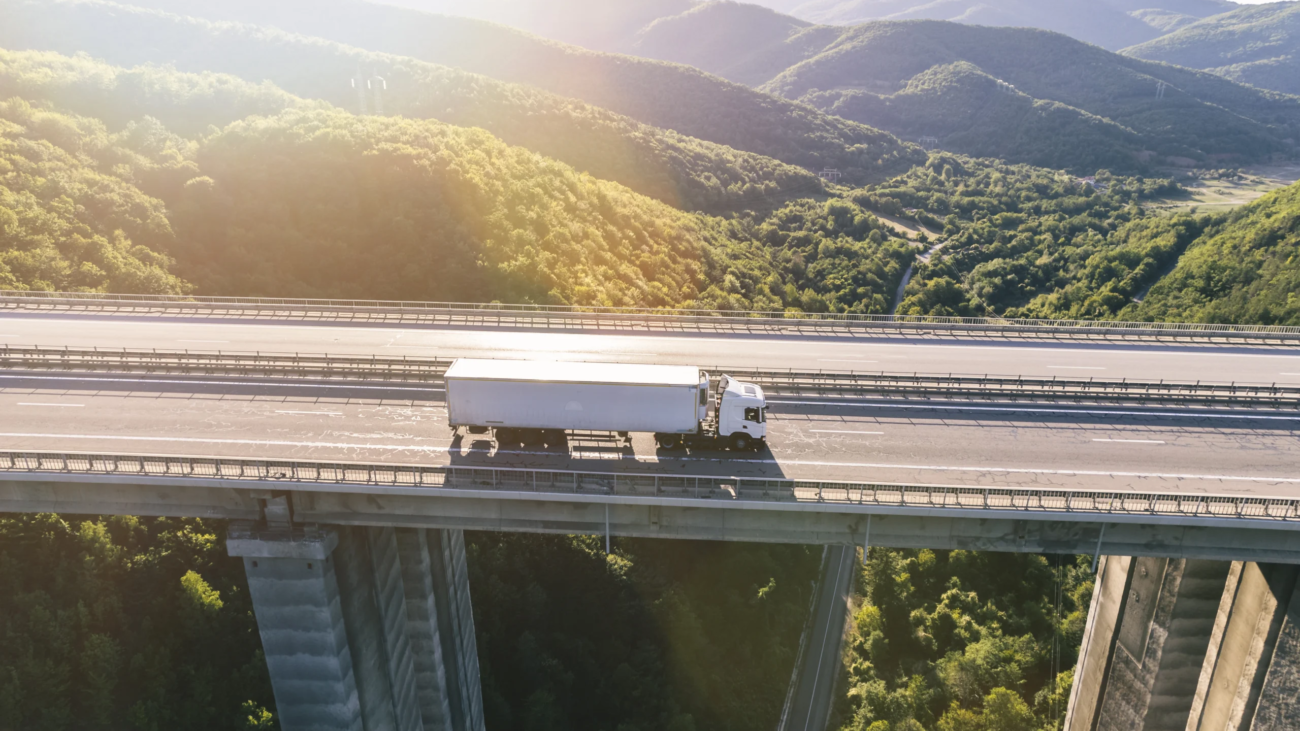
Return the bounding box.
[730,433,753,451]
[656,434,681,450]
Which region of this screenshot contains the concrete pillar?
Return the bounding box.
[1186,562,1300,731]
[1252,576,1300,730]
[396,528,458,729]
[1066,558,1300,731]
[1064,556,1231,731]
[1066,555,1131,731]
[426,528,486,731]
[230,523,484,731]
[228,525,362,731]
[331,527,424,730]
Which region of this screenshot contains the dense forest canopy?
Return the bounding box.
[0,515,821,731]
[1128,179,1300,325]
[0,514,274,730]
[863,155,1185,319]
[834,549,1094,731]
[0,97,187,294]
[169,107,783,305]
[470,534,820,731]
[0,48,930,312]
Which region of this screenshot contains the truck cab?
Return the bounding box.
[715,375,767,450]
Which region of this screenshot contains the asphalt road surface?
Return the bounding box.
[784,545,855,731]
[1,373,1297,495]
[3,314,1300,384]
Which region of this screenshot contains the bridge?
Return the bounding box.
[2,292,1299,730]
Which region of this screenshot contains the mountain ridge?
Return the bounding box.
[1122,2,1300,96]
[0,0,843,214]
[95,0,927,186]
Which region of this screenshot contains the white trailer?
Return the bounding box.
[444,359,767,450]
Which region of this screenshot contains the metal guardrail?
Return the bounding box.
[3,346,1299,409]
[3,451,1298,524]
[3,291,1299,342]
[0,346,453,381]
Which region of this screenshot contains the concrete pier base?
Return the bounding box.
[229,523,485,731]
[1065,557,1300,731]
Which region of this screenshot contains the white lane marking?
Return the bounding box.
[17,403,84,407]
[768,399,1300,421]
[1,432,1297,484]
[818,359,879,364]
[177,339,229,343]
[810,429,885,435]
[1049,366,1106,370]
[0,374,441,393]
[275,410,344,416]
[1094,439,1166,444]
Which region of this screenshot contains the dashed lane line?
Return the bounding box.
[1093,439,1166,444]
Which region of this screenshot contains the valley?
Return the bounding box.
[2,1,1299,730]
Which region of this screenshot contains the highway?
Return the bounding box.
[783,545,855,731]
[2,314,1300,383]
[1,372,1297,495]
[1,311,1298,496]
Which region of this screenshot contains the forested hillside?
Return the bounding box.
[0,1,826,215]
[869,156,1186,318]
[802,61,1149,174]
[761,21,1300,172]
[93,0,927,186]
[0,97,188,294]
[0,514,275,730]
[470,534,820,731]
[0,515,821,731]
[833,549,1093,731]
[1129,179,1300,325]
[1,49,924,313]
[1122,2,1300,96]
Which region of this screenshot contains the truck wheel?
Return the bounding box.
[731,433,753,452]
[656,434,680,450]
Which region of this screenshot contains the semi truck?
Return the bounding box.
[445,359,767,450]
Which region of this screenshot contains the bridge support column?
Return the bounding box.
[1065,557,1300,731]
[229,522,484,731]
